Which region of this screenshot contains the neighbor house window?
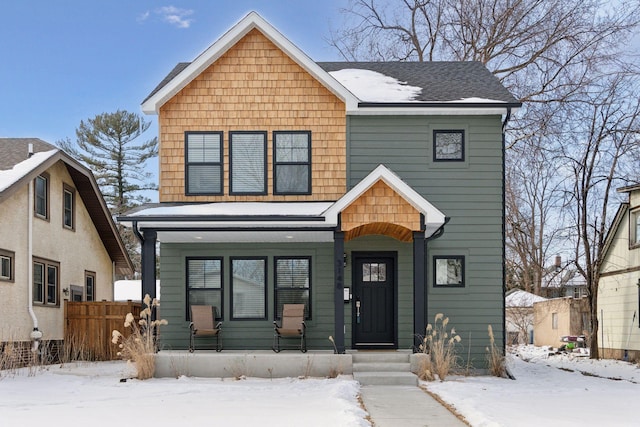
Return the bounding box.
[275,257,311,319]
[433,256,465,287]
[0,249,14,282]
[186,258,223,320]
[85,271,96,302]
[231,257,266,320]
[273,131,311,194]
[433,130,465,161]
[185,132,223,195]
[552,313,558,329]
[63,184,75,230]
[632,210,640,247]
[33,258,59,305]
[230,132,267,195]
[34,174,49,219]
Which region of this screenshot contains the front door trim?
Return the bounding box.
[351,251,398,349]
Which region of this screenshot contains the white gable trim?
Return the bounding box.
[323,164,446,236]
[141,11,359,114]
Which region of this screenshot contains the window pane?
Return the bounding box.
[0,256,10,279]
[275,289,309,319]
[35,176,47,216]
[64,190,73,227]
[275,134,309,162]
[276,259,309,288]
[635,212,640,244]
[231,133,265,193]
[188,165,221,194]
[232,259,265,319]
[434,131,464,160]
[188,259,221,289]
[33,263,44,302]
[188,290,222,315]
[275,165,308,193]
[47,265,57,304]
[187,133,221,162]
[435,257,464,286]
[86,274,95,302]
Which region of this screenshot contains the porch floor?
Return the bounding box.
[154,349,421,379]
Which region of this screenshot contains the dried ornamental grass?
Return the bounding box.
[111,294,167,380]
[486,325,507,377]
[418,313,461,381]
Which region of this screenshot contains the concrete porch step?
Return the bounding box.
[353,371,418,386]
[351,351,411,364]
[353,362,411,372]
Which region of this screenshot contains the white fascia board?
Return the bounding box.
[346,106,517,116]
[141,11,358,114]
[123,219,336,230]
[323,164,446,230]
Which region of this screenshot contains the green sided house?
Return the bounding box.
[119,12,521,364]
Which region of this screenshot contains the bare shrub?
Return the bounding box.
[418,313,461,381]
[111,294,167,380]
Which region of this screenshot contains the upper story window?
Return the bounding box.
[34,174,49,219]
[631,209,640,248]
[185,132,223,195]
[273,131,311,195]
[230,132,267,195]
[433,130,465,162]
[0,249,14,282]
[63,184,75,230]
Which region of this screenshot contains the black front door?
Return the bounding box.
[353,253,396,348]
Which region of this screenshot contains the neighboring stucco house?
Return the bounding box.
[598,184,640,361]
[119,12,520,365]
[540,255,588,299]
[0,138,132,355]
[506,289,546,345]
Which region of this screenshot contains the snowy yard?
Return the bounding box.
[1,345,639,427]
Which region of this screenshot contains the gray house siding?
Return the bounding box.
[158,242,337,351]
[347,114,505,365]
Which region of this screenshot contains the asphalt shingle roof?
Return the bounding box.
[0,138,58,171]
[144,60,519,106]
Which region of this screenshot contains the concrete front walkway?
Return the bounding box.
[360,385,468,427]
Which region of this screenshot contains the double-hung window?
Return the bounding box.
[33,258,59,305]
[273,131,311,194]
[34,174,49,219]
[186,258,223,320]
[231,257,267,319]
[275,257,311,319]
[63,185,75,230]
[230,132,267,195]
[631,209,640,248]
[0,249,14,282]
[85,271,96,302]
[185,132,223,195]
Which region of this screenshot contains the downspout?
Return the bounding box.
[27,161,42,351]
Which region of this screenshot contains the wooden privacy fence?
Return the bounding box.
[65,301,141,361]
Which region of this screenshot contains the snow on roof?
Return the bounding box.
[0,149,58,192]
[329,69,422,102]
[506,290,547,308]
[128,202,334,217]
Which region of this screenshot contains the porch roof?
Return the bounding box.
[119,166,446,243]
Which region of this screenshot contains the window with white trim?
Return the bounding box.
[273,131,311,194]
[231,257,266,319]
[275,257,311,319]
[85,271,96,302]
[230,132,267,195]
[185,132,223,195]
[632,209,640,247]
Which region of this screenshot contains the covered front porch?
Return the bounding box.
[120,165,447,354]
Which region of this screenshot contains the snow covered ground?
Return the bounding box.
[1,345,639,427]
